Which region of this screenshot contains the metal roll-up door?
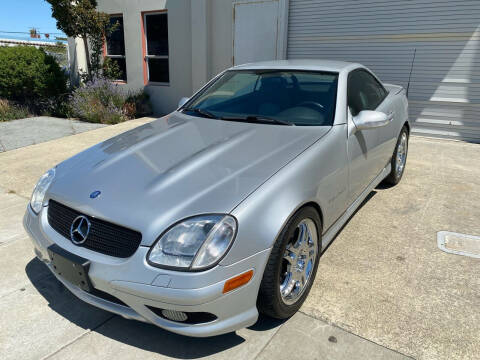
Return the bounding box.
[287,0,480,142]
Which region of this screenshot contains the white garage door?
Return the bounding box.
[287,0,480,142]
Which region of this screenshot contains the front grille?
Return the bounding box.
[47,200,142,258]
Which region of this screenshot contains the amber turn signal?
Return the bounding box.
[223,270,254,294]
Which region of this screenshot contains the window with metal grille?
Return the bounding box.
[105,15,127,82]
[143,12,169,84]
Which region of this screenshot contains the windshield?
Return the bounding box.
[182,70,338,126]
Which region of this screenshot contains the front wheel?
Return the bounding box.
[257,207,322,319]
[384,126,409,185]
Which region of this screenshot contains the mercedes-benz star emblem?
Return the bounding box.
[70,215,91,245]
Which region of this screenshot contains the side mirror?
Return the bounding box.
[353,110,392,131]
[178,97,189,109]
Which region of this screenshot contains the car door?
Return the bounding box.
[347,69,393,202]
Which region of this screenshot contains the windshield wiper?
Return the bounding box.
[182,107,218,119]
[220,115,294,126]
[183,109,293,126]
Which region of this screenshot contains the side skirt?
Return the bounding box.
[321,163,391,252]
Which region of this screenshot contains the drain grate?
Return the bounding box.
[437,231,480,259]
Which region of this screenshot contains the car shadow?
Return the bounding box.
[320,190,377,256]
[25,258,285,358]
[375,181,395,190]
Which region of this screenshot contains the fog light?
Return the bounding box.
[161,309,188,322]
[147,305,217,324]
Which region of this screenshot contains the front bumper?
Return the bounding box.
[23,205,270,337]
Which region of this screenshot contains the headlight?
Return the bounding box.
[147,215,237,271]
[30,168,55,214]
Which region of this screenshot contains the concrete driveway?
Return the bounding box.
[0,116,106,152]
[0,119,478,359]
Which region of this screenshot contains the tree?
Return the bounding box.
[46,0,110,80]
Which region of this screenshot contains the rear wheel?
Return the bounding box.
[384,126,409,185]
[257,207,322,319]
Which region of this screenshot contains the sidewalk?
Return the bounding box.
[0,116,107,152]
[0,117,154,198]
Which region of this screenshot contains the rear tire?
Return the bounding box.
[384,126,409,185]
[257,207,322,319]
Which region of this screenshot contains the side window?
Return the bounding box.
[348,70,387,116]
[105,15,127,81]
[143,12,169,83]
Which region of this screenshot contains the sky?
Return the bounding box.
[0,0,65,42]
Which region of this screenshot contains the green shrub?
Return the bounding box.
[71,77,125,124]
[0,99,30,121]
[70,77,152,124]
[37,94,73,118]
[0,46,67,111]
[125,90,152,118]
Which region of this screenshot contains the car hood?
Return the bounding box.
[48,112,330,246]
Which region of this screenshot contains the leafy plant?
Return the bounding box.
[70,77,152,124]
[36,94,73,118]
[0,46,67,112]
[0,99,30,122]
[46,0,117,81]
[125,90,152,118]
[70,77,126,124]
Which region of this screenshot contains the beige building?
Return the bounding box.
[69,0,288,116]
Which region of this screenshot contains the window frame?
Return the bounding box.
[104,13,127,83]
[141,10,169,86]
[347,68,388,116]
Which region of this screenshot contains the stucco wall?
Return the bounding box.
[210,0,234,77]
[69,1,265,115]
[191,0,234,92]
[67,37,88,86]
[96,0,193,115]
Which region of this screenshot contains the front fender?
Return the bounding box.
[221,125,348,266]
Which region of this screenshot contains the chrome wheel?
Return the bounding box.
[280,218,318,305]
[395,132,408,175]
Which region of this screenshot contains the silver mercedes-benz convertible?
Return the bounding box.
[24,60,409,337]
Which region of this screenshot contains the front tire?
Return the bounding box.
[257,207,322,319]
[384,126,409,185]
